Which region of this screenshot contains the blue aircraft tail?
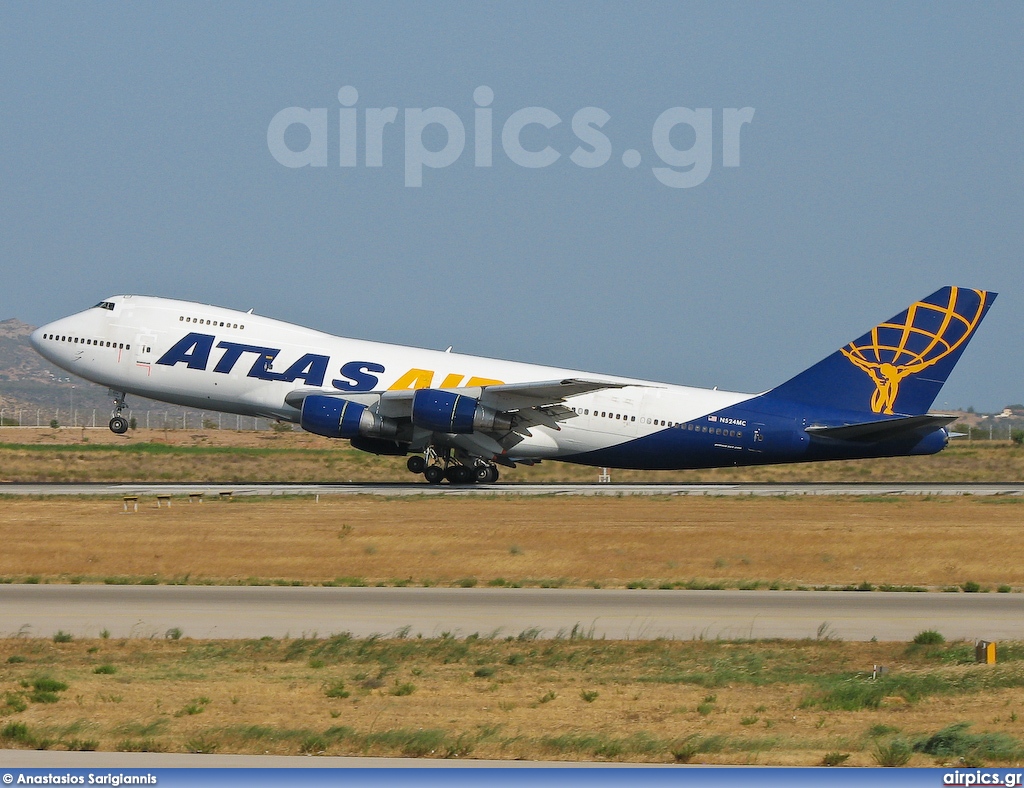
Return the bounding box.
[762,286,996,416]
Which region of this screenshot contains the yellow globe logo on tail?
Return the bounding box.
[840,287,989,415]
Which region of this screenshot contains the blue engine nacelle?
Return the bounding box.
[300,395,397,440]
[411,389,513,434]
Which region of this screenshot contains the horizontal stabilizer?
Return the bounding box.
[805,414,957,442]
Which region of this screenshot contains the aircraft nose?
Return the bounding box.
[29,325,47,352]
[30,321,62,358]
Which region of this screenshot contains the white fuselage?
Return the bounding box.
[31,295,753,461]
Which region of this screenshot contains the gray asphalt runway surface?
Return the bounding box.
[3,481,1024,496]
[2,585,1022,642]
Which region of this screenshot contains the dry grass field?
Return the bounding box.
[3,430,1024,765]
[0,496,1022,589]
[3,635,1024,765]
[0,427,1023,483]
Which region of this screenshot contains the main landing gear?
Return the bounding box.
[108,392,130,434]
[406,449,499,485]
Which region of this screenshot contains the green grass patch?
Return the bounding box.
[914,722,1023,763]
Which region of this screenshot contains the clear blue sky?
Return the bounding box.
[2,3,1021,411]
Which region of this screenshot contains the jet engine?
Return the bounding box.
[300,395,398,440]
[411,389,513,434]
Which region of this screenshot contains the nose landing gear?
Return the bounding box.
[108,392,130,434]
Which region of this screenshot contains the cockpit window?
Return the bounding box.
[93,301,115,311]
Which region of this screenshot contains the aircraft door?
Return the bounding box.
[135,334,156,363]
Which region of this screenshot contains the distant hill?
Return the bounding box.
[0,318,198,427]
[0,318,59,385]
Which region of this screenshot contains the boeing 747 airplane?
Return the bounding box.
[30,287,994,483]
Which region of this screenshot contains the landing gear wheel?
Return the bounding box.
[109,416,129,435]
[446,465,471,485]
[474,465,498,484]
[407,455,426,474]
[424,465,444,485]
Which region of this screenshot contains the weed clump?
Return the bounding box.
[299,735,329,754]
[1,721,32,742]
[175,697,211,717]
[913,722,1022,764]
[116,739,165,753]
[3,693,28,714]
[672,734,727,763]
[29,677,68,704]
[65,739,98,751]
[873,738,913,766]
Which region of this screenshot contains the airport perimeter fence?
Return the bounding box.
[0,407,1020,442]
[0,407,273,432]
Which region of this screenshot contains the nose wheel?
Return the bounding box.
[109,416,129,434]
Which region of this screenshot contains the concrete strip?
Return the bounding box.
[2,586,1021,642]
[2,481,1023,497]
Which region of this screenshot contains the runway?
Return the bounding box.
[2,481,1023,497]
[3,585,1022,642]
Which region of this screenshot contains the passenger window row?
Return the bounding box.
[572,407,637,422]
[568,406,744,439]
[680,423,743,438]
[41,334,129,350]
[571,406,673,427]
[180,316,242,329]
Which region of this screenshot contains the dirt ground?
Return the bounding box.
[0,496,1022,589]
[2,636,1024,765]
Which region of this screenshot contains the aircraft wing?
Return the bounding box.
[378,378,632,429]
[476,379,631,411]
[805,414,957,442]
[284,378,635,434]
